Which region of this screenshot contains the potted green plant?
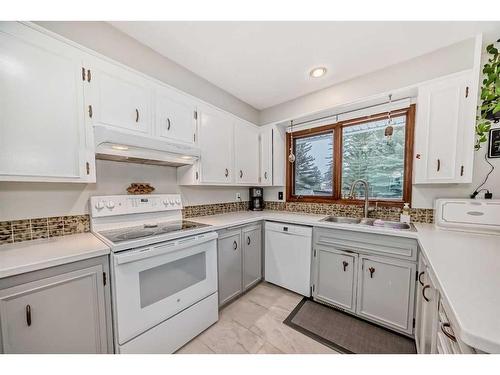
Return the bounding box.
[475,39,500,151]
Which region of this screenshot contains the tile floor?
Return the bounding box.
[176,282,337,354]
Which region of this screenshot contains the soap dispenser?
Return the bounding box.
[400,203,411,224]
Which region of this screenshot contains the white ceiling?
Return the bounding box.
[109,21,500,110]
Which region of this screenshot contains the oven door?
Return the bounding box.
[112,232,218,345]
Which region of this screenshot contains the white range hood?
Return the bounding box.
[94,126,200,167]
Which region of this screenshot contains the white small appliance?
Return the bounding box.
[264,221,313,296]
[90,194,218,354]
[435,199,500,234]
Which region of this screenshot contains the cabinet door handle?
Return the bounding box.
[26,304,32,327]
[166,118,171,130]
[422,285,430,302]
[240,170,243,179]
[225,168,229,177]
[342,261,348,272]
[264,171,268,179]
[418,271,425,286]
[368,267,375,278]
[233,240,238,250]
[247,236,251,245]
[437,158,441,172]
[441,322,457,342]
[460,165,464,176]
[135,108,139,123]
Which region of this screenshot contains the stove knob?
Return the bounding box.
[175,199,181,205]
[162,200,169,206]
[169,200,175,206]
[106,201,115,209]
[95,201,105,210]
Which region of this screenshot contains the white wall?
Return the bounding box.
[34,21,259,124]
[0,160,250,221]
[259,39,475,125]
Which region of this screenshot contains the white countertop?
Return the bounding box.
[415,223,500,353]
[190,210,418,239]
[0,233,110,278]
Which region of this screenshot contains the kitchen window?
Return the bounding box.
[286,105,415,206]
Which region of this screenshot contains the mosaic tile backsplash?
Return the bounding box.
[183,201,249,218]
[264,201,434,224]
[0,201,433,246]
[0,215,91,245]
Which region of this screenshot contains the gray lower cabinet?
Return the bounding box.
[0,256,112,354]
[242,224,262,290]
[217,223,262,307]
[313,247,358,313]
[217,229,243,306]
[356,255,416,335]
[312,227,417,336]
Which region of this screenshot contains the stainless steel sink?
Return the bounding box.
[321,216,361,224]
[320,216,412,230]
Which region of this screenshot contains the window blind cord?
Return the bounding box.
[470,151,495,199]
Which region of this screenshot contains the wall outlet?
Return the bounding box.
[278,191,283,200]
[236,193,241,200]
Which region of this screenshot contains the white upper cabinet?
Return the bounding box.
[259,126,273,185]
[234,120,259,185]
[414,70,477,184]
[198,105,234,184]
[85,58,152,135]
[0,22,95,183]
[155,86,196,144]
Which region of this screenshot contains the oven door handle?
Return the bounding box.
[114,231,218,265]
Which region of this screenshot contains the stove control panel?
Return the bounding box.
[90,194,183,218]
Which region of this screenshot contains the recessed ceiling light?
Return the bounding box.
[310,67,327,78]
[111,145,129,151]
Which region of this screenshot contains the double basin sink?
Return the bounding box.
[320,216,412,230]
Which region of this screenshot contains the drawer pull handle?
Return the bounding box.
[342,261,348,272]
[233,241,238,250]
[135,108,139,123]
[247,236,251,245]
[166,118,171,130]
[26,305,32,327]
[437,158,441,172]
[368,267,375,278]
[418,271,425,286]
[441,322,457,342]
[422,285,430,302]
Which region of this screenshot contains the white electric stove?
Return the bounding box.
[89,194,219,354]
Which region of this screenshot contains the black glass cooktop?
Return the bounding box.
[98,220,209,243]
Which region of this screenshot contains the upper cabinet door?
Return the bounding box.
[259,127,273,185]
[198,105,234,184]
[155,87,196,144]
[0,22,94,182]
[234,120,259,185]
[414,71,476,184]
[85,58,152,135]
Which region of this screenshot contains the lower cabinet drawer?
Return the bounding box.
[356,255,416,335]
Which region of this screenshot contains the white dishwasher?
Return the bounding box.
[264,221,313,296]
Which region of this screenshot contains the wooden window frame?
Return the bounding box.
[286,104,415,207]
